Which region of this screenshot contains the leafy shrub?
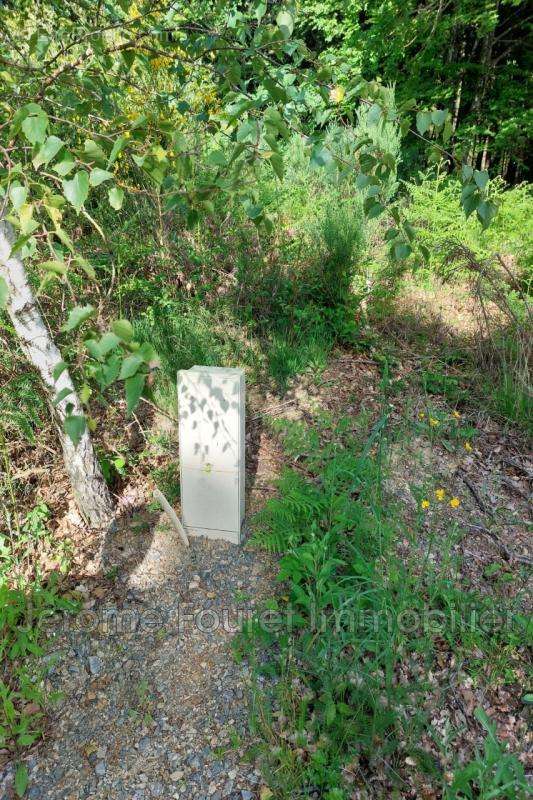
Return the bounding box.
[0,577,77,751]
[406,173,532,280]
[241,414,529,797]
[0,504,78,753]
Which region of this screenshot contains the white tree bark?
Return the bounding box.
[0,216,115,529]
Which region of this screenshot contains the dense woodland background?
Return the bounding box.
[299,0,532,182]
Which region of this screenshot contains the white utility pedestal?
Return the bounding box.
[177,366,245,544]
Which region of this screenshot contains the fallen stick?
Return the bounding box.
[501,476,532,506]
[456,469,492,516]
[466,523,532,566]
[153,488,189,548]
[251,399,296,420]
[501,457,533,480]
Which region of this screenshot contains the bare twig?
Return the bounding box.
[501,458,533,480]
[501,476,532,506]
[465,523,532,566]
[456,469,491,516]
[153,488,189,548]
[251,399,297,420]
[140,396,179,425]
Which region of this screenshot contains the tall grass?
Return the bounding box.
[240,412,529,798]
[443,243,532,432]
[402,174,532,430]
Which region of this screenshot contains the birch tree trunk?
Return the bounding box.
[0,216,115,529]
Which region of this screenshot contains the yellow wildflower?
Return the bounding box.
[418,412,425,420]
[329,85,346,104]
[464,442,472,452]
[429,417,440,427]
[452,410,461,419]
[449,497,460,509]
[421,499,430,510]
[435,488,445,501]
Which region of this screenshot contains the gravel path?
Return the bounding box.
[1,525,276,800]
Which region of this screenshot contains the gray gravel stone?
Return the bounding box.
[13,536,276,799]
[95,761,107,777]
[88,655,103,676]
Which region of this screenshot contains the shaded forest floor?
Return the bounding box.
[1,278,531,798]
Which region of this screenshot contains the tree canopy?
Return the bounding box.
[298,0,532,181]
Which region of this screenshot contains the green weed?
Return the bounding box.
[241,413,529,797]
[0,502,78,754]
[444,708,528,799]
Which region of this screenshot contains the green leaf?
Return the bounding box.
[431,109,448,128]
[52,387,73,406]
[119,353,143,380]
[53,153,76,176]
[74,254,96,278]
[367,203,384,218]
[474,707,493,734]
[474,169,489,191]
[276,9,294,39]
[207,150,226,167]
[84,338,101,359]
[32,135,63,169]
[393,242,412,260]
[476,199,497,229]
[356,174,372,189]
[62,171,89,212]
[107,134,128,168]
[139,342,159,365]
[52,361,67,381]
[269,152,284,180]
[64,414,86,447]
[15,763,28,798]
[22,112,48,144]
[17,733,38,746]
[254,0,267,20]
[40,259,67,275]
[125,372,146,415]
[462,164,473,181]
[404,222,416,242]
[522,693,533,705]
[108,186,124,210]
[29,31,50,60]
[62,304,95,332]
[112,318,133,342]
[462,192,480,218]
[243,201,263,220]
[416,111,432,135]
[236,120,257,142]
[0,276,9,309]
[98,331,121,355]
[364,197,384,218]
[84,139,107,166]
[359,153,376,172]
[10,184,28,211]
[89,168,114,187]
[117,45,134,68]
[483,562,502,578]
